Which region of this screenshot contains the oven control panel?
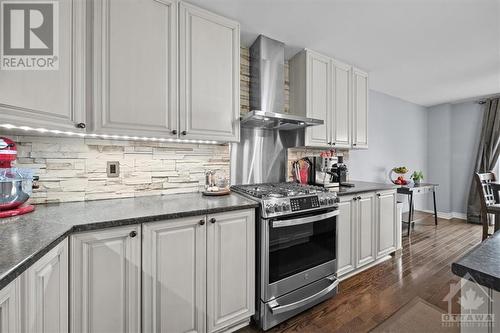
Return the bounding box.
[290,196,319,211]
[261,193,338,218]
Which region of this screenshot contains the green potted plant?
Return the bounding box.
[411,171,424,185]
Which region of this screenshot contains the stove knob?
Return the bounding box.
[282,203,290,211]
[319,198,326,205]
[328,198,335,205]
[274,203,282,212]
[265,205,274,213]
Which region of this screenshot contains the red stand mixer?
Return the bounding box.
[0,137,35,218]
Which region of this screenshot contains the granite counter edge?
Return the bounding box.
[451,262,500,293]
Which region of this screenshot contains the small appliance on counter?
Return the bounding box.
[308,156,339,188]
[202,170,230,196]
[332,155,351,186]
[0,137,36,218]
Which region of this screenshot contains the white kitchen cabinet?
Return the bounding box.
[179,2,240,142]
[22,239,68,333]
[0,0,87,132]
[356,192,376,267]
[376,190,397,258]
[142,216,206,333]
[207,209,255,333]
[70,225,141,333]
[92,0,178,137]
[331,60,352,148]
[289,49,331,147]
[337,195,357,276]
[352,68,369,149]
[0,279,20,333]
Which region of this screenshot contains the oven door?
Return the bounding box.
[262,208,338,301]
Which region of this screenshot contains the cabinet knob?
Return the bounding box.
[199,219,205,226]
[129,231,137,238]
[332,142,336,146]
[357,196,362,200]
[377,193,381,197]
[353,197,358,201]
[353,143,357,146]
[328,142,332,145]
[172,129,177,135]
[181,130,187,136]
[209,218,216,224]
[76,122,86,129]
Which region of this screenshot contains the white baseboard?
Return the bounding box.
[419,209,466,220]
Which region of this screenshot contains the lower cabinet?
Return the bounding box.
[0,279,20,333]
[356,192,376,267]
[337,195,357,276]
[207,210,255,333]
[142,216,207,333]
[22,239,69,333]
[70,225,142,333]
[142,209,255,333]
[337,190,397,278]
[376,190,397,258]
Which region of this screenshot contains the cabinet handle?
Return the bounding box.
[209,218,216,223]
[181,130,187,136]
[172,129,177,135]
[76,122,86,129]
[199,219,205,226]
[129,231,137,238]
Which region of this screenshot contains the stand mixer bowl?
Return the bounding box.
[0,169,33,211]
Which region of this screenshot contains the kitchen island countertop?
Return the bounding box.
[452,230,500,292]
[0,192,258,290]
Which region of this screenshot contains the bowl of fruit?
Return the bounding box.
[389,166,409,185]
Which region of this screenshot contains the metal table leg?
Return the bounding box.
[433,189,438,225]
[408,193,413,237]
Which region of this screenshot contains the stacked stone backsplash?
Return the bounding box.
[3,134,229,204]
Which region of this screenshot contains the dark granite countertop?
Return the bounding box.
[331,181,398,196]
[452,231,500,292]
[0,192,258,290]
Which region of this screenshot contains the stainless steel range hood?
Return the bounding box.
[242,35,323,130]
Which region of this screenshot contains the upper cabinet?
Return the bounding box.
[352,68,369,149]
[92,0,179,138]
[290,50,331,147]
[0,0,87,132]
[91,0,240,142]
[289,49,368,149]
[179,2,240,142]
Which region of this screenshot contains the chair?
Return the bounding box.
[475,172,500,240]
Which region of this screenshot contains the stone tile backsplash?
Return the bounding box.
[3,134,230,204]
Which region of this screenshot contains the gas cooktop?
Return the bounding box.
[231,182,338,218]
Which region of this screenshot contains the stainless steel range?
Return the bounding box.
[231,182,339,330]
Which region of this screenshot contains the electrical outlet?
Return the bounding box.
[107,161,120,178]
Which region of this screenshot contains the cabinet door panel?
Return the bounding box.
[0,280,20,333]
[357,193,375,266]
[93,0,178,136]
[0,0,86,131]
[332,61,351,148]
[337,197,356,276]
[70,226,141,333]
[352,68,369,148]
[207,209,255,333]
[143,217,206,333]
[180,3,240,141]
[376,191,397,257]
[305,52,331,147]
[23,239,68,333]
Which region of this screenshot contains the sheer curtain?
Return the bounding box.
[467,98,500,223]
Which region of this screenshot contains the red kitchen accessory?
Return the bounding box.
[0,137,35,217]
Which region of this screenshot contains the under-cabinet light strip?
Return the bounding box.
[0,124,220,145]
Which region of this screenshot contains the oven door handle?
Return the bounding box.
[267,276,339,315]
[272,210,338,228]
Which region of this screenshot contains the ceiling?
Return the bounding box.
[187,0,500,107]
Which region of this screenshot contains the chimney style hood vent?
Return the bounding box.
[241,35,323,130]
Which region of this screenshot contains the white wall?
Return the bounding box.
[348,90,428,210]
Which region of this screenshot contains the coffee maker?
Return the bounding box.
[331,155,348,185]
[308,156,339,188]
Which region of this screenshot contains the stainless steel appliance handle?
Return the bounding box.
[267,276,339,314]
[272,210,338,228]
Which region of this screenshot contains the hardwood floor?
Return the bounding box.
[239,211,482,333]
